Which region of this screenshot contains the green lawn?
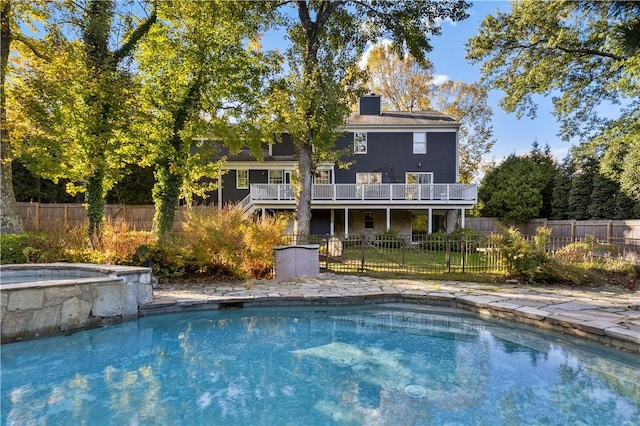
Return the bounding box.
[326,245,503,274]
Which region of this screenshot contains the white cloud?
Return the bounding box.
[431,74,449,86]
[434,17,457,27]
[358,39,392,70]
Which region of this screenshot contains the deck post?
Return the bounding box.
[386,208,390,230]
[344,208,349,236]
[461,208,466,228]
[330,209,335,235]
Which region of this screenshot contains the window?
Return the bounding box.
[236,170,249,189]
[406,172,432,184]
[413,132,426,154]
[356,172,382,184]
[354,132,367,154]
[364,212,375,229]
[314,170,330,184]
[269,170,284,184]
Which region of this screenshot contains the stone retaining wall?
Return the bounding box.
[1,264,152,343]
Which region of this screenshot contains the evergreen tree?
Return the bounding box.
[529,142,557,218]
[568,157,596,220]
[551,154,573,219]
[588,173,620,219]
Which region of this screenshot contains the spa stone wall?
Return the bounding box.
[1,264,152,343]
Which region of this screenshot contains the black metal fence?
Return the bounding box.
[281,233,640,276]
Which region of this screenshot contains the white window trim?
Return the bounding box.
[314,169,330,184]
[354,132,367,154]
[236,169,249,189]
[268,169,284,184]
[413,132,427,154]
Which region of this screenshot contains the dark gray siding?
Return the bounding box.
[272,134,295,156]
[221,169,268,203]
[334,131,457,183]
[359,96,381,115]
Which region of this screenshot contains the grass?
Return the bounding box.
[329,245,502,275]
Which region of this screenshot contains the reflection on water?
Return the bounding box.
[1,306,639,425]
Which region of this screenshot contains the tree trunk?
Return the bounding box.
[152,159,182,238]
[86,169,105,243]
[0,0,23,234]
[294,141,313,244]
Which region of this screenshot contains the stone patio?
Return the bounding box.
[141,273,640,353]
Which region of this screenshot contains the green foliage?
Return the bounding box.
[489,226,606,286]
[374,229,405,249]
[467,1,640,201]
[554,236,620,264]
[550,154,574,219]
[12,161,80,203]
[489,227,552,283]
[106,165,154,204]
[479,145,557,222]
[8,0,158,238]
[135,0,275,237]
[0,233,42,264]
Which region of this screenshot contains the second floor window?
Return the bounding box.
[356,172,382,184]
[354,132,367,154]
[314,170,330,184]
[269,170,284,184]
[413,132,427,154]
[406,172,433,184]
[236,170,249,189]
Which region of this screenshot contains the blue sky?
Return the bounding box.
[427,1,571,162]
[262,1,576,163]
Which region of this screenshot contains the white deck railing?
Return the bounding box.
[248,183,477,204]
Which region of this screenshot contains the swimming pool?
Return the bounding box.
[2,305,638,425]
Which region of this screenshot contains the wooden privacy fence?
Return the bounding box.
[465,217,640,242]
[16,202,218,232]
[15,202,640,242]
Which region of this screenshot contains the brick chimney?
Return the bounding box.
[359,93,382,115]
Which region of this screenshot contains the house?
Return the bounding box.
[211,94,477,239]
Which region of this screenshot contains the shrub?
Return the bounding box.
[490,227,554,283]
[374,229,405,249]
[178,204,290,279]
[554,236,620,263]
[419,228,484,252]
[0,232,66,264]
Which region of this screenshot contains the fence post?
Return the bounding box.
[360,233,366,272]
[35,202,40,231]
[64,204,69,229]
[325,234,330,270]
[461,230,466,274]
[446,233,451,273]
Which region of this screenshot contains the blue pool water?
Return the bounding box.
[1,305,639,425]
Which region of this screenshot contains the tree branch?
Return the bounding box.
[13,34,50,61]
[113,7,157,63]
[506,38,625,61]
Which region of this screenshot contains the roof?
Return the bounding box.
[346,110,459,128]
